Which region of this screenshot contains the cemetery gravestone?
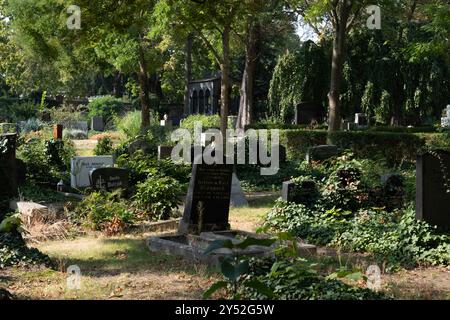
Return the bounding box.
[53,124,63,140]
[416,151,450,230]
[0,133,18,213]
[294,102,324,125]
[355,113,368,128]
[230,172,248,207]
[91,116,105,132]
[158,146,174,161]
[90,168,129,192]
[282,179,319,206]
[441,105,450,128]
[306,145,339,163]
[70,156,114,188]
[179,160,234,234]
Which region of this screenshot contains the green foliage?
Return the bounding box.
[265,201,450,268]
[242,258,389,300]
[19,118,44,133]
[203,237,277,300]
[116,154,191,187]
[0,215,53,269]
[268,41,328,122]
[180,114,220,135]
[94,137,113,156]
[88,96,124,121]
[18,183,67,204]
[17,137,75,185]
[114,110,142,140]
[62,129,88,140]
[132,175,183,220]
[73,191,134,233]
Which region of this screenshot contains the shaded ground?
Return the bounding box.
[1,193,449,300]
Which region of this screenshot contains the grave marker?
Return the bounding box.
[158,146,174,161]
[0,133,18,213]
[53,124,63,140]
[91,116,105,132]
[90,167,129,192]
[70,156,114,188]
[179,159,234,234]
[416,151,450,230]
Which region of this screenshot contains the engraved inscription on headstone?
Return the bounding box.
[179,162,233,234]
[90,167,129,192]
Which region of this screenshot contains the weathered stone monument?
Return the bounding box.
[0,133,18,213]
[306,145,339,163]
[70,156,114,188]
[90,167,129,192]
[441,105,450,128]
[230,172,248,207]
[53,124,63,140]
[179,159,234,234]
[282,179,319,206]
[91,116,105,132]
[158,145,174,161]
[355,113,368,128]
[416,151,450,230]
[294,102,324,125]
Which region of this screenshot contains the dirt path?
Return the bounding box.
[72,139,97,156]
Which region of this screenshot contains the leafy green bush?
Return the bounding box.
[88,96,124,121]
[265,201,450,268]
[17,137,75,186]
[132,175,183,220]
[9,101,38,122]
[242,258,389,300]
[19,118,44,133]
[180,114,220,135]
[94,137,113,155]
[116,154,191,187]
[73,191,134,234]
[276,129,447,163]
[114,110,142,140]
[0,214,53,269]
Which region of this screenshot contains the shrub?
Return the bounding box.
[0,214,53,269]
[115,110,142,140]
[73,191,134,234]
[180,114,220,135]
[19,118,44,133]
[265,201,450,268]
[17,137,75,185]
[94,137,113,155]
[132,175,183,220]
[242,258,389,300]
[9,101,38,122]
[88,96,123,121]
[49,105,88,123]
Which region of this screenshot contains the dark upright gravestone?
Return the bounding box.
[158,146,174,161]
[282,179,319,206]
[416,151,450,230]
[306,145,339,163]
[90,167,129,192]
[91,116,105,132]
[0,133,18,213]
[179,158,234,234]
[294,102,324,125]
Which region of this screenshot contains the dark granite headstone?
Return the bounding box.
[306,145,339,163]
[179,160,234,234]
[282,179,319,206]
[416,151,450,230]
[294,102,324,125]
[91,116,105,132]
[158,146,174,161]
[89,168,129,192]
[0,133,18,210]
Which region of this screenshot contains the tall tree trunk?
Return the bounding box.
[327,6,350,143]
[237,21,258,130]
[220,25,231,136]
[113,71,123,98]
[184,33,193,115]
[138,41,151,130]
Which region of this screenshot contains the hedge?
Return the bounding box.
[277,129,447,164]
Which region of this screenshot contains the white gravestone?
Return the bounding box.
[441,105,450,128]
[70,156,114,188]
